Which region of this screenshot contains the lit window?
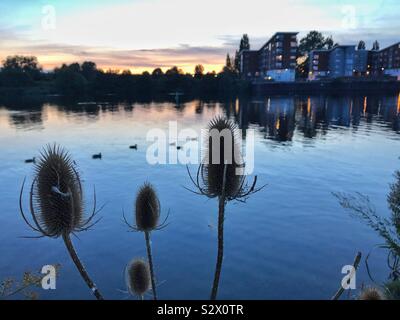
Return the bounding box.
[276,55,283,61]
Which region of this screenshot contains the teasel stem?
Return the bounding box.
[144,231,157,300]
[331,252,362,300]
[211,163,228,300]
[62,233,104,300]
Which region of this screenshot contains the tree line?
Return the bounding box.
[0,56,250,97]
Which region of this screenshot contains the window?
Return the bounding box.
[290,42,297,47]
[290,56,297,60]
[276,55,283,61]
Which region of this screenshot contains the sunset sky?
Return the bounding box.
[0,0,399,74]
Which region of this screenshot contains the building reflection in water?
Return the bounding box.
[234,93,400,142]
[1,93,399,138]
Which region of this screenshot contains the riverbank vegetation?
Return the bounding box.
[0,56,250,98]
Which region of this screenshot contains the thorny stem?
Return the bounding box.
[145,231,158,300]
[62,233,104,300]
[211,163,228,300]
[331,252,362,300]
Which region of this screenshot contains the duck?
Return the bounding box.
[176,146,182,150]
[129,144,138,150]
[92,153,102,159]
[25,157,36,164]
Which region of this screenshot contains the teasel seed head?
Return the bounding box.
[135,183,160,232]
[186,116,264,201]
[20,144,100,238]
[201,116,244,199]
[359,287,386,300]
[126,258,151,298]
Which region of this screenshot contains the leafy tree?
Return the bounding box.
[324,36,334,50]
[55,66,87,95]
[122,70,132,75]
[194,64,205,78]
[357,40,366,50]
[239,34,250,51]
[165,66,183,76]
[152,68,164,77]
[298,31,328,56]
[81,61,97,82]
[1,55,42,81]
[372,40,380,51]
[224,54,233,72]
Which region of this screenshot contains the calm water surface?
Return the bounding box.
[0,93,400,299]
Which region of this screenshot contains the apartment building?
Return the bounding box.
[239,32,298,82]
[258,32,298,82]
[309,42,400,81]
[371,42,400,79]
[328,45,356,78]
[308,50,330,80]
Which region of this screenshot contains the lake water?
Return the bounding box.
[0,93,399,300]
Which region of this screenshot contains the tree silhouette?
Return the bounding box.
[239,34,250,51]
[358,41,366,50]
[194,64,205,78]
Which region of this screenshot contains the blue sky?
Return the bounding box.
[0,0,399,73]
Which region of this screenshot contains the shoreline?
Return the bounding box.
[252,79,400,94]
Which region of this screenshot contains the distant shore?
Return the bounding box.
[1,79,399,102]
[252,79,400,94]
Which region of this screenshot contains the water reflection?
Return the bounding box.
[1,93,399,142]
[232,94,400,142]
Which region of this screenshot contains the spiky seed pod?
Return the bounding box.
[135,183,160,232]
[126,259,151,297]
[202,116,244,199]
[359,287,386,300]
[33,144,83,237]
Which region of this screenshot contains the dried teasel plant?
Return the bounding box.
[19,144,104,300]
[359,287,386,300]
[125,258,151,300]
[123,183,169,300]
[187,116,263,201]
[186,116,264,300]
